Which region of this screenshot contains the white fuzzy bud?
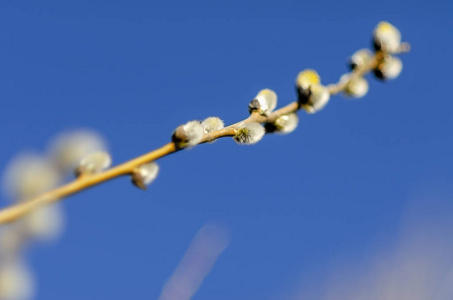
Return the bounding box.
[172,121,204,148]
[201,117,224,133]
[49,130,107,173]
[303,84,330,113]
[274,113,299,134]
[373,21,401,53]
[296,69,330,112]
[249,89,277,115]
[340,75,369,98]
[0,229,22,256]
[75,151,111,176]
[349,49,373,70]
[131,162,159,190]
[233,122,265,145]
[0,261,34,300]
[374,56,403,80]
[22,204,65,241]
[2,154,60,201]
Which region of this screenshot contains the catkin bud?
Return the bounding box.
[75,151,111,176]
[201,117,224,133]
[295,69,321,101]
[233,122,265,145]
[274,113,299,134]
[374,56,403,80]
[0,261,34,300]
[22,204,64,241]
[172,121,204,148]
[340,75,369,98]
[131,162,159,190]
[0,229,22,256]
[349,49,373,70]
[373,21,401,53]
[302,84,330,113]
[49,130,107,173]
[295,69,330,113]
[2,154,60,200]
[248,89,277,115]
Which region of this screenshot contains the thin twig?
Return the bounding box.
[0,47,410,225]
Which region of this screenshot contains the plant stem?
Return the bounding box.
[0,47,410,225]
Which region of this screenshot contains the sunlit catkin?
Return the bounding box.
[374,56,403,80]
[0,261,34,300]
[75,151,112,176]
[349,49,373,70]
[201,117,224,133]
[373,21,401,53]
[341,75,369,98]
[2,154,60,201]
[274,113,299,134]
[248,89,278,115]
[49,130,107,173]
[131,162,160,190]
[172,121,205,148]
[22,204,64,241]
[296,69,330,113]
[233,122,265,145]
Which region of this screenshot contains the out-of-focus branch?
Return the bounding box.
[158,223,230,300]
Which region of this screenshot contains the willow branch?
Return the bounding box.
[0,45,410,225]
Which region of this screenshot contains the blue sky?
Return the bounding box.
[1,0,452,299]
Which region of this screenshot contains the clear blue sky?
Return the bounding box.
[1,0,452,299]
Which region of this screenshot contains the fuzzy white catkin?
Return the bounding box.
[233,122,265,145]
[0,229,22,255]
[22,204,65,241]
[132,162,159,189]
[253,89,277,114]
[275,113,299,134]
[0,262,34,300]
[379,56,403,80]
[305,84,330,113]
[2,154,60,201]
[76,151,112,175]
[373,21,401,53]
[347,77,369,98]
[201,117,224,133]
[349,49,373,70]
[49,130,107,173]
[173,121,204,148]
[340,74,369,98]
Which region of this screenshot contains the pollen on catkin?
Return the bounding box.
[131,162,159,190]
[233,122,265,145]
[274,113,299,134]
[75,151,112,176]
[374,56,403,80]
[172,121,204,148]
[373,21,401,53]
[296,69,320,91]
[248,89,277,115]
[201,117,224,133]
